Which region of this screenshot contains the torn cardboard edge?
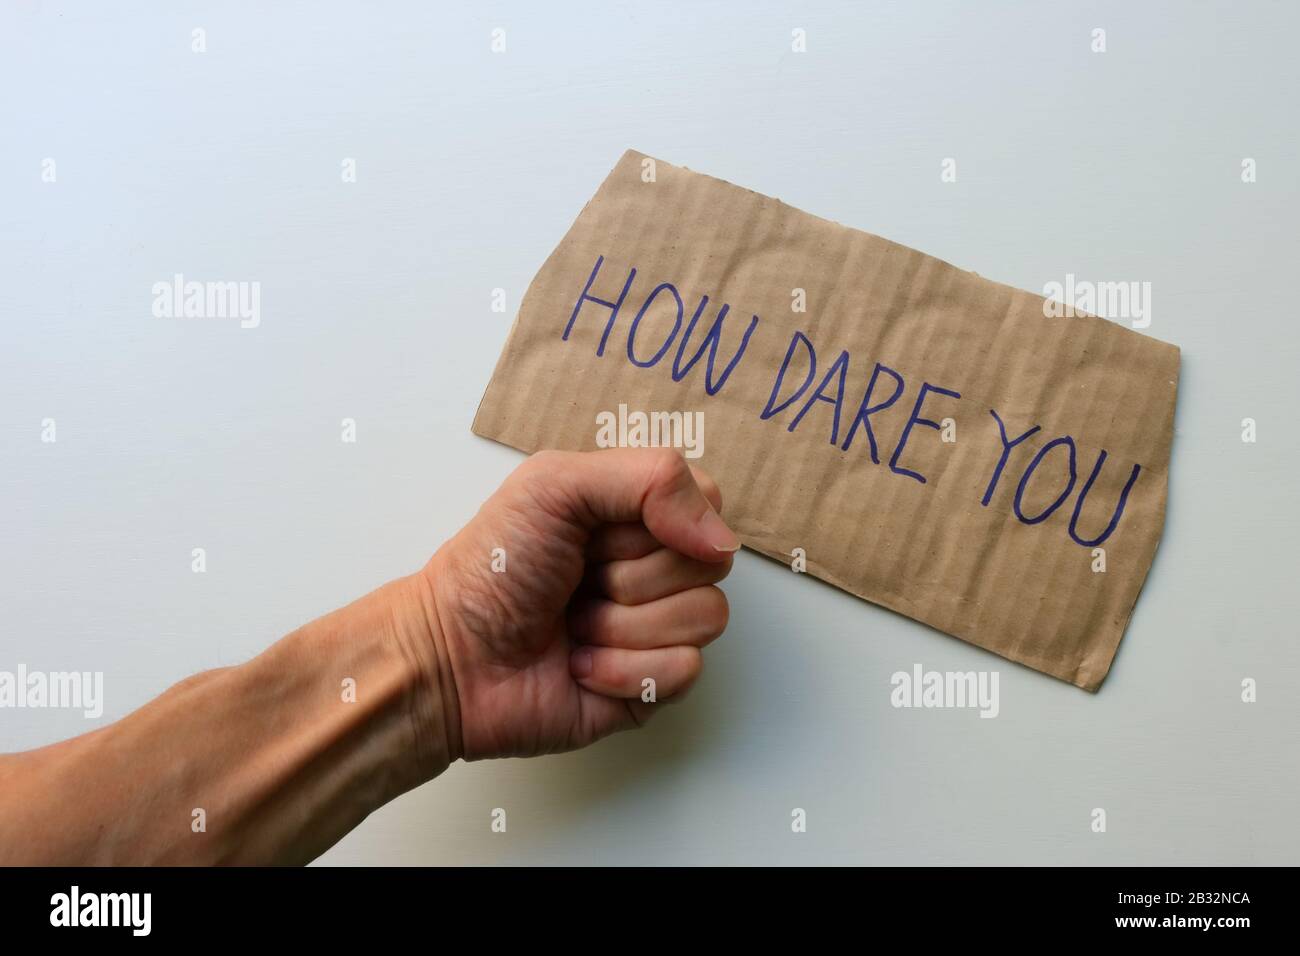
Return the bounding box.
[472,149,1180,692]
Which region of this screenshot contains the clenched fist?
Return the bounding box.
[411,448,739,761]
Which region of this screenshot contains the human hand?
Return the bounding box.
[0,449,737,865]
[411,448,738,761]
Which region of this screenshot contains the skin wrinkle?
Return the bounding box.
[383,577,446,779]
[417,565,465,766]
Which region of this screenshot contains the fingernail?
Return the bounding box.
[570,647,593,678]
[700,509,741,552]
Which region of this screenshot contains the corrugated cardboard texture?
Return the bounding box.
[473,150,1180,691]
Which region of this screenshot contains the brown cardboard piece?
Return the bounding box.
[472,150,1179,691]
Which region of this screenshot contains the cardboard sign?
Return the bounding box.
[473,150,1180,691]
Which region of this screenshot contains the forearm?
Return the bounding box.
[0,573,456,865]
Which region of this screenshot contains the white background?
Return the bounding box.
[2,1,1297,864]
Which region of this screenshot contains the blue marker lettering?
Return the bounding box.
[1068,450,1142,546]
[562,255,638,357]
[1013,436,1077,524]
[840,362,905,463]
[888,382,962,484]
[981,409,1042,506]
[626,282,684,368]
[760,331,818,421]
[672,296,760,395]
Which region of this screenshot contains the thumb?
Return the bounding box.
[541,448,740,562]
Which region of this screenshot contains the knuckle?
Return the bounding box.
[521,448,563,477]
[507,455,545,493]
[679,647,704,684]
[510,451,579,517]
[705,554,734,583]
[645,446,689,487]
[700,586,729,637]
[591,598,622,636]
[693,469,723,511]
[599,561,635,604]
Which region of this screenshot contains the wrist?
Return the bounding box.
[399,561,465,767]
